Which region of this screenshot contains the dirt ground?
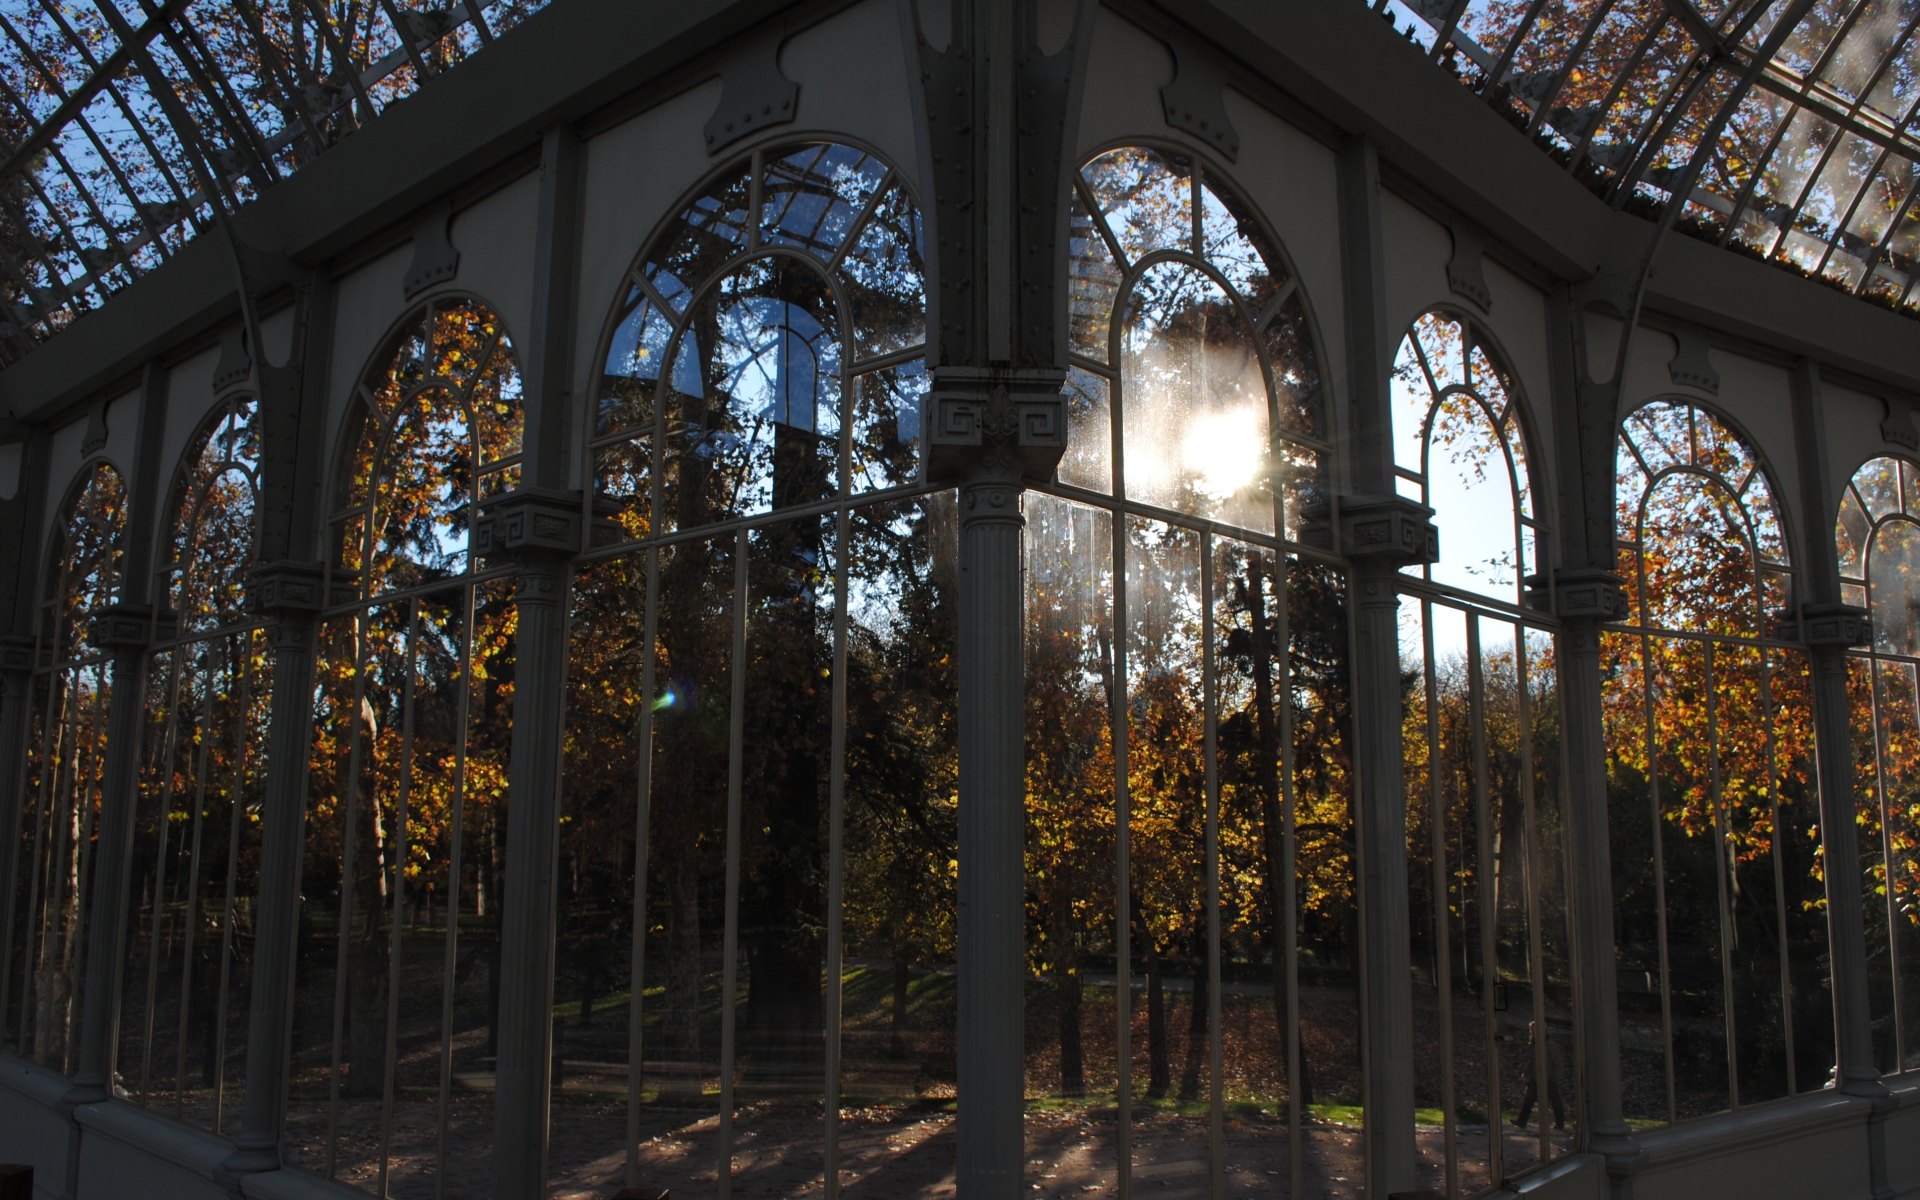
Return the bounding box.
[279,1091,1574,1199]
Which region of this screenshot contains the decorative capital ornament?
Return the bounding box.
[475,488,620,565]
[89,603,177,651]
[1300,494,1439,567]
[1540,567,1630,623]
[246,560,327,617]
[1770,602,1870,648]
[0,634,38,674]
[922,367,1068,490]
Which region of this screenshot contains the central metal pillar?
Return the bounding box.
[1326,499,1432,1200]
[218,567,325,1187]
[906,0,1093,1189]
[1783,357,1893,1199]
[955,472,1029,1200]
[484,525,574,1199]
[1549,573,1640,1176]
[63,607,167,1111]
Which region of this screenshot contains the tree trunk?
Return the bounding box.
[1245,556,1316,1110]
[661,842,703,1104]
[1180,944,1207,1102]
[1057,940,1084,1098]
[891,956,911,1059]
[1146,942,1168,1099]
[345,901,387,1099]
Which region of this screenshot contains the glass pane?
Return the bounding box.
[1287,555,1362,1194]
[1060,368,1112,495]
[1024,495,1119,1195]
[1769,649,1834,1094]
[1213,538,1322,1195]
[1604,630,1672,1125]
[725,514,838,1198]
[628,536,735,1193]
[760,144,889,259]
[838,493,960,1197]
[1652,635,1732,1121]
[665,260,843,529]
[842,185,926,363]
[646,167,754,309]
[851,361,926,496]
[600,288,671,437]
[1081,149,1194,266]
[1122,516,1211,1190]
[1070,189,1121,363]
[1120,262,1274,535]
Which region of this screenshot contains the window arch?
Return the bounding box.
[556,141,951,1199]
[11,460,125,1073]
[1020,145,1357,1195]
[1388,309,1572,1185]
[288,296,522,1182]
[590,141,926,542]
[1063,144,1327,537]
[117,394,270,1121]
[1390,309,1540,606]
[42,461,127,662]
[328,295,523,601]
[165,396,260,633]
[1835,455,1920,1074]
[1604,399,1830,1124]
[1616,400,1791,638]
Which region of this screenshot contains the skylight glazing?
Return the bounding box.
[0,0,550,364]
[1377,0,1920,312]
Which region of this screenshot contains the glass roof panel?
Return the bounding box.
[1397,0,1920,316]
[0,0,550,365]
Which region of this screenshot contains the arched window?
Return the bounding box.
[43,462,126,662]
[1062,145,1327,537]
[288,297,521,1185]
[1389,309,1570,1185]
[1390,309,1539,605]
[118,395,271,1124]
[330,296,523,599]
[560,142,952,1199]
[1020,145,1351,1198]
[591,141,926,539]
[1835,456,1920,1074]
[1605,399,1828,1124]
[12,461,125,1073]
[166,396,260,632]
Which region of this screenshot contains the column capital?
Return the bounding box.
[1300,494,1438,567]
[922,367,1068,489]
[0,634,37,675]
[1536,566,1630,624]
[1770,602,1870,648]
[88,603,177,652]
[474,487,619,566]
[246,560,327,617]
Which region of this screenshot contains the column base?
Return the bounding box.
[213,1144,281,1200]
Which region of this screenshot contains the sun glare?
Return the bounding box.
[1183,407,1265,499]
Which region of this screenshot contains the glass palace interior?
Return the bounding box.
[1,1,1920,1199]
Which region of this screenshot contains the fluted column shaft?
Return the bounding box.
[492,554,571,1200]
[1807,636,1881,1092]
[66,635,152,1104]
[1351,561,1414,1197]
[1555,608,1636,1165]
[956,478,1027,1200]
[0,651,35,1054]
[220,611,320,1182]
